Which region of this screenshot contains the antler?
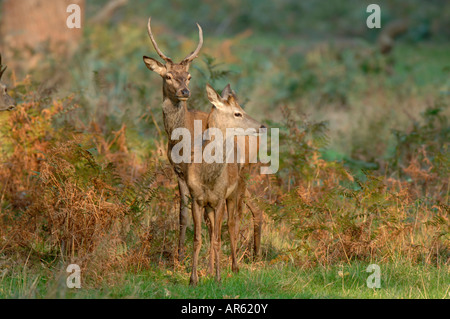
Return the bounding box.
[0,54,7,81]
[181,23,203,64]
[147,17,203,65]
[147,17,173,63]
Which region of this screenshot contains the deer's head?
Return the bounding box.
[143,18,203,103]
[0,54,15,112]
[206,83,266,133]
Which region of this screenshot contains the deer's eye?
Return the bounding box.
[165,74,172,80]
[234,112,243,118]
[187,75,192,81]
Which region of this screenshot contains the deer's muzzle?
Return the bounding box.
[177,88,190,100]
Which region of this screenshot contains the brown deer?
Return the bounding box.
[220,85,263,260]
[143,17,207,262]
[143,18,263,264]
[0,54,15,112]
[185,83,265,285]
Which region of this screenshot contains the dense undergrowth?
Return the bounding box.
[0,74,448,289]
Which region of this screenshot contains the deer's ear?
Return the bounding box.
[206,84,225,109]
[143,56,166,76]
[221,84,232,99]
[227,93,237,105]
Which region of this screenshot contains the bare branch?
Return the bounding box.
[90,0,129,25]
[0,54,7,80]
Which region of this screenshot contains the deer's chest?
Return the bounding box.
[186,163,229,208]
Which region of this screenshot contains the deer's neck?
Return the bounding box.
[162,98,187,138]
[200,110,229,183]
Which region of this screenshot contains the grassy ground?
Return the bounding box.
[1,261,448,299]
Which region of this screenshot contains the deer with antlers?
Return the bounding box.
[143,18,263,284]
[143,18,207,263]
[0,54,15,112]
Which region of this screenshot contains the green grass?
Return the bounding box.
[1,262,448,299]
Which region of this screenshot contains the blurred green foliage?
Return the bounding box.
[87,0,450,41]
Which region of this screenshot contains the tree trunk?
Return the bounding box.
[0,0,85,68]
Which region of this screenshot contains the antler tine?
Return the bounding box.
[147,17,173,63]
[181,23,203,64]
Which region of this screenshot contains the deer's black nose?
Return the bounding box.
[181,89,190,97]
[8,105,15,111]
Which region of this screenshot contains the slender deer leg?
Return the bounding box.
[216,202,225,264]
[226,196,239,273]
[236,190,244,241]
[178,178,190,262]
[205,206,215,277]
[189,200,202,286]
[234,182,250,259]
[245,190,262,260]
[214,200,225,282]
